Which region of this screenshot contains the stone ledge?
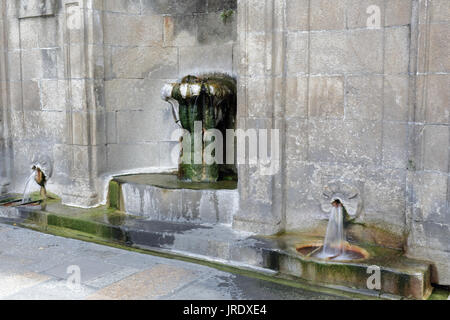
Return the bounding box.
[0,199,434,300]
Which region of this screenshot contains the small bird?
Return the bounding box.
[32,165,47,200]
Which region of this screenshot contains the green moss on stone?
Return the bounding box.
[107,180,121,210]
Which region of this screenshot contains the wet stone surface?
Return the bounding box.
[0,223,345,300]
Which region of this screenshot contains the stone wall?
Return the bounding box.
[235,0,449,285]
[103,0,237,173]
[0,0,448,285]
[0,0,237,205]
[406,0,450,285]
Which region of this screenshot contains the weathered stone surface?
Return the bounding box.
[286,76,308,117]
[286,32,309,75]
[110,46,178,79]
[385,0,412,26]
[384,75,410,121]
[207,0,237,12]
[197,12,236,45]
[422,125,449,172]
[308,119,382,165]
[104,0,141,14]
[18,0,56,19]
[118,176,238,224]
[308,77,344,118]
[163,15,198,47]
[346,0,384,29]
[141,0,207,15]
[107,143,160,172]
[385,26,410,74]
[346,75,383,121]
[310,0,345,30]
[103,13,163,46]
[21,49,57,80]
[310,29,383,73]
[424,24,450,73]
[179,44,233,75]
[416,74,450,124]
[1,0,449,287]
[382,122,408,169]
[428,0,450,23]
[286,0,309,31]
[116,109,178,143]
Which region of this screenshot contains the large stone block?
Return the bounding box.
[21,49,57,80]
[422,125,449,172]
[179,44,233,75]
[245,33,266,77]
[286,32,309,75]
[382,122,408,169]
[106,111,117,144]
[308,119,382,165]
[412,172,448,224]
[104,0,141,14]
[362,168,407,235]
[107,143,160,172]
[246,77,271,117]
[310,0,345,30]
[116,109,179,143]
[22,80,41,111]
[429,0,450,23]
[286,118,308,163]
[385,0,412,26]
[18,18,39,49]
[110,46,178,79]
[23,110,66,143]
[384,26,410,74]
[416,74,450,124]
[286,0,309,31]
[105,78,171,111]
[6,52,22,81]
[308,76,344,119]
[103,12,163,46]
[429,23,450,73]
[346,0,384,29]
[18,0,56,19]
[6,18,20,50]
[141,0,207,15]
[39,79,66,111]
[246,0,266,32]
[197,12,236,45]
[384,75,410,121]
[163,15,198,47]
[310,29,383,73]
[346,75,383,121]
[207,0,237,12]
[286,76,308,118]
[407,245,450,285]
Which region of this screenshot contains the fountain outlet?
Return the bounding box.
[161,74,237,183]
[297,199,369,262]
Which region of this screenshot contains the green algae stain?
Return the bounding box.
[107,180,121,210]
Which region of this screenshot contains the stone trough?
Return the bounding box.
[0,188,434,300]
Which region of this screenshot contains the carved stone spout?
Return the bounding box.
[161,73,237,183]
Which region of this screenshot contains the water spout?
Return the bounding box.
[314,200,346,260]
[21,172,35,204]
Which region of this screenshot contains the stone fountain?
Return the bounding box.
[104,74,239,225]
[161,73,237,183]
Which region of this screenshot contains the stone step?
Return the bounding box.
[0,200,433,300]
[109,174,239,225]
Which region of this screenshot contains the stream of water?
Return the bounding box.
[315,206,345,259]
[21,172,35,204]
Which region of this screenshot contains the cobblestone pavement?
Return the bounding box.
[0,223,344,300]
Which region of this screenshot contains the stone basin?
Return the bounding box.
[296,242,370,262]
